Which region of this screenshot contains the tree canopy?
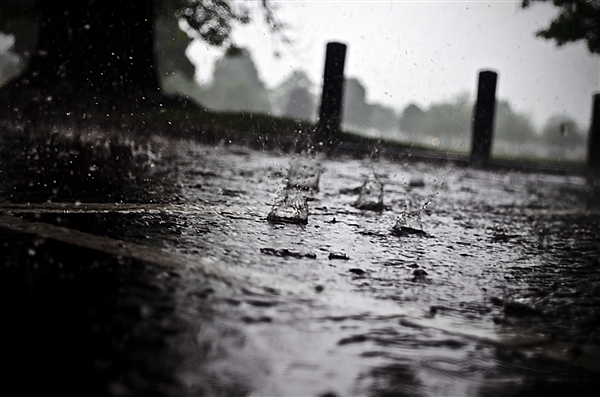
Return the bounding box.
[201,46,271,113]
[272,70,316,121]
[523,0,600,53]
[399,104,425,134]
[0,0,283,118]
[0,0,283,46]
[342,78,370,129]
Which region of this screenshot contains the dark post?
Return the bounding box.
[470,70,498,166]
[316,42,347,144]
[588,93,600,169]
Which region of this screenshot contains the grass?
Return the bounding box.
[2,103,589,173]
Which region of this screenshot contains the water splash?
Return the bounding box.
[353,178,384,212]
[267,189,309,224]
[392,200,427,236]
[286,157,322,192]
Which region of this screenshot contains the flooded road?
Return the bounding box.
[2,132,600,396]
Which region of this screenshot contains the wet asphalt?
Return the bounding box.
[1,127,600,396]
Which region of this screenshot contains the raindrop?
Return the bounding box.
[286,157,322,192]
[392,200,427,236]
[267,189,309,224]
[354,177,384,211]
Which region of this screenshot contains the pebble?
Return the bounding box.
[348,268,365,275]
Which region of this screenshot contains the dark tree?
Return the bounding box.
[523,0,600,54]
[155,3,196,82]
[0,33,21,85]
[0,0,282,119]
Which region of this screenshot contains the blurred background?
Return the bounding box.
[1,0,598,161]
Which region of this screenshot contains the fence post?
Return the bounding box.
[588,93,600,169]
[316,42,347,145]
[470,70,498,166]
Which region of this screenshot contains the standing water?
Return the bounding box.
[139,142,600,396]
[2,136,600,396]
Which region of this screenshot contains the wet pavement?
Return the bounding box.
[1,127,600,396]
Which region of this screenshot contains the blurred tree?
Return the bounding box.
[523,0,600,54]
[399,103,425,133]
[367,103,398,133]
[494,100,538,144]
[154,1,208,106]
[342,77,371,129]
[0,33,21,86]
[413,95,538,150]
[0,15,38,63]
[418,93,472,141]
[541,114,587,150]
[155,3,196,83]
[271,70,316,121]
[0,0,283,118]
[284,87,315,121]
[201,46,271,114]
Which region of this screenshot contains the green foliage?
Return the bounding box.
[523,0,600,54]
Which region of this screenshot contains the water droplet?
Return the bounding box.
[267,189,309,224]
[354,179,384,211]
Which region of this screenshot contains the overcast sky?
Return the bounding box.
[187,0,599,128]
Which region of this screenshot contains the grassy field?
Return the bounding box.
[2,104,589,174]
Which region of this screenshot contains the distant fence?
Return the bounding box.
[315,42,600,170]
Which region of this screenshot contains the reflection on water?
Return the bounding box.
[168,142,600,396]
[2,130,600,396]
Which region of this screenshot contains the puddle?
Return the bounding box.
[2,136,600,395]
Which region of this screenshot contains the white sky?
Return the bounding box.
[187,0,600,128]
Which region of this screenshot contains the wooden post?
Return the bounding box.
[588,93,600,169]
[316,42,347,144]
[470,70,498,166]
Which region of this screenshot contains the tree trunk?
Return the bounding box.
[0,0,184,119]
